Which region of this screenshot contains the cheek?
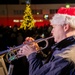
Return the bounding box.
[54,28,59,33]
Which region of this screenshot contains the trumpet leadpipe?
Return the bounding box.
[35,36,54,50]
[35,36,53,43]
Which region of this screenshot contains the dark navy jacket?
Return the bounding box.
[28,36,75,75]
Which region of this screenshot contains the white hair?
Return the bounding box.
[50,14,75,29]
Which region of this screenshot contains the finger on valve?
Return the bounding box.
[17,45,30,56]
[17,45,36,58]
[17,47,24,57]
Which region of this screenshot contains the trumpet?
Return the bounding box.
[0,36,53,63]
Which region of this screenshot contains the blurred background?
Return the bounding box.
[0,0,75,75]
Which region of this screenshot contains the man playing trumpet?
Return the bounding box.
[18,7,75,75]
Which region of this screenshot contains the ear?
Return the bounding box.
[64,24,70,32]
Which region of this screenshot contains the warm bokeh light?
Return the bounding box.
[66,4,70,8]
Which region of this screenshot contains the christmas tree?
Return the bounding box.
[19,0,35,30]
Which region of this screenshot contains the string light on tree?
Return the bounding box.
[66,4,70,8]
[19,0,35,30]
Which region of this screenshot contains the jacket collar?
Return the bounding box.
[51,36,75,51]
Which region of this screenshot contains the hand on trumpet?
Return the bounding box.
[17,37,40,58]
